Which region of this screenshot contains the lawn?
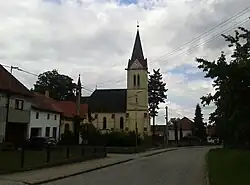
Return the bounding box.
[207,148,250,185]
[0,146,103,173]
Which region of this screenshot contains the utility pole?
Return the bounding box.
[165,106,169,147]
[4,66,18,141]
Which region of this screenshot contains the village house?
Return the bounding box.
[153,117,194,141]
[168,117,194,140]
[27,91,62,140]
[0,64,33,146]
[84,26,151,136]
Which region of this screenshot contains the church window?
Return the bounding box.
[120,117,124,129]
[137,74,140,87]
[103,117,107,129]
[133,75,136,87]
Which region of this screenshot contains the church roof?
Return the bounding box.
[88,89,127,113]
[127,28,148,69]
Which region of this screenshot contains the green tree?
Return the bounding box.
[148,69,168,136]
[196,26,250,147]
[33,69,76,100]
[193,104,206,140]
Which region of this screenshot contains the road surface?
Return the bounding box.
[43,146,210,185]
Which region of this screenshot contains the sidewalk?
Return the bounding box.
[0,148,176,185]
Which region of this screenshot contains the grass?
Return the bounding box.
[207,148,250,185]
[0,146,105,174]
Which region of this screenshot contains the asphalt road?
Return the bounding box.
[43,146,211,185]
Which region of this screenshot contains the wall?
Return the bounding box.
[91,113,126,131]
[168,130,192,140]
[0,93,31,142]
[28,109,60,139]
[60,117,88,137]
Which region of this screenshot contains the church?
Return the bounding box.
[84,26,151,136]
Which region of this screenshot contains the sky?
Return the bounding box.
[0,0,249,125]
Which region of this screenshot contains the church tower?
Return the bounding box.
[126,24,150,136]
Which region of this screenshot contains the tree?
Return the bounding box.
[169,118,180,142]
[148,69,168,136]
[196,25,250,148]
[33,69,76,101]
[193,104,206,140]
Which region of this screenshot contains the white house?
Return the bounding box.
[28,92,62,140]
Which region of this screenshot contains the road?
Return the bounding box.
[43,146,210,185]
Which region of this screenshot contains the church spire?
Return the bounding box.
[127,22,147,70]
[131,22,144,62]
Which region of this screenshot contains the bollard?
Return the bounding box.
[66,146,70,159]
[46,146,51,163]
[20,148,25,168]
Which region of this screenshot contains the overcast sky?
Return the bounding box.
[0,0,249,125]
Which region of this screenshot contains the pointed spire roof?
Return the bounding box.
[131,23,144,61]
[77,74,81,86]
[127,23,147,70]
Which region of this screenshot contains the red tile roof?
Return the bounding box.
[0,64,32,96]
[29,92,63,113]
[54,101,88,119]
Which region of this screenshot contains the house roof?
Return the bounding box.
[0,65,33,96]
[127,29,148,69]
[88,89,127,113]
[54,100,88,118]
[29,92,62,113]
[179,117,194,131]
[81,96,90,104]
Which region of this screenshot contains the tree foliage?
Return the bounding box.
[193,104,206,139]
[148,69,168,135]
[196,26,250,147]
[33,69,76,101]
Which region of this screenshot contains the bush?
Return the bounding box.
[58,130,75,145]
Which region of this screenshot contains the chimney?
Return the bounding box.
[45,90,49,98]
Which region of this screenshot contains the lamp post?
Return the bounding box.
[165,106,169,147]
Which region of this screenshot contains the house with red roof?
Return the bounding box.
[27,91,62,140]
[0,64,33,146]
[54,99,88,137]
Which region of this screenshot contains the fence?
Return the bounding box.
[0,145,106,174]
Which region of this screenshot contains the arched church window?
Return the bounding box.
[133,75,136,87]
[120,117,124,129]
[137,74,140,87]
[103,117,107,129]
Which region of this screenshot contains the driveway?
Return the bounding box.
[43,146,211,185]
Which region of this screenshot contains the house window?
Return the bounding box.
[53,127,57,138]
[137,74,140,87]
[103,117,107,129]
[65,124,70,132]
[47,114,50,120]
[15,99,24,110]
[120,117,124,129]
[36,112,39,119]
[45,127,50,137]
[144,127,147,131]
[54,115,57,120]
[133,75,136,87]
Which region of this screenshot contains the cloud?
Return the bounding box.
[0,0,249,125]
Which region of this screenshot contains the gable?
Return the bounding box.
[130,59,143,69]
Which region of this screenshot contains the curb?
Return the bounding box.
[24,159,134,185]
[21,148,177,185]
[142,148,177,158]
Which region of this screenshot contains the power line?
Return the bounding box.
[95,17,250,87]
[91,8,250,86]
